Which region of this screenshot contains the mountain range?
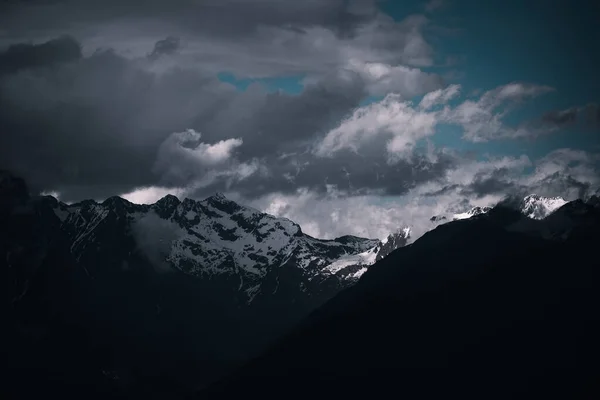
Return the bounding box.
[1,171,410,398]
[51,192,384,299]
[206,193,600,399]
[2,169,597,399]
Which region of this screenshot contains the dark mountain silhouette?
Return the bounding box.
[1,172,117,399]
[4,170,599,399]
[204,199,600,399]
[0,171,406,399]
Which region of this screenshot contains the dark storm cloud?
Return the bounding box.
[0,0,449,203]
[582,103,600,127]
[148,36,180,59]
[0,39,231,200]
[541,103,600,130]
[464,168,521,198]
[0,35,81,75]
[461,169,595,202]
[0,0,436,80]
[0,0,379,41]
[185,149,458,200]
[453,149,600,202]
[541,108,578,127]
[202,72,368,161]
[420,184,461,197]
[535,172,592,200]
[0,36,451,202]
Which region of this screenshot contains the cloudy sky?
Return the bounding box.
[1,0,598,240]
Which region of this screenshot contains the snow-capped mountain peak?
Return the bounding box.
[375,227,411,262]
[153,194,181,218]
[430,194,568,225]
[156,194,180,207]
[45,191,407,303]
[452,206,492,221]
[520,194,567,220]
[208,192,227,201]
[429,206,491,224]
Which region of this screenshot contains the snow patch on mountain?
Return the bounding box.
[520,194,566,219]
[452,206,491,221]
[350,267,369,279]
[323,246,378,275]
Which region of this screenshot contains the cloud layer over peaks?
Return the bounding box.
[0,0,598,241]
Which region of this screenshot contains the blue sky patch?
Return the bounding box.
[218,72,305,94]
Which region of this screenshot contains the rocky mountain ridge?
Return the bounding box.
[43,191,408,303]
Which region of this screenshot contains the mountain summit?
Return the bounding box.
[520,194,567,219]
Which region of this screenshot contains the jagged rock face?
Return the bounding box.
[49,192,392,303]
[430,206,492,223]
[452,206,492,220]
[520,194,567,219]
[587,195,600,208]
[375,228,411,262]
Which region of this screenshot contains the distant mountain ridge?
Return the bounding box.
[430,194,570,224]
[42,190,573,286]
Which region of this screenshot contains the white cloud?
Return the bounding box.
[161,128,243,166]
[120,186,185,204]
[340,14,435,69]
[522,149,600,199]
[347,59,443,97]
[254,187,409,240]
[442,82,555,142]
[444,154,532,186]
[418,84,461,110]
[153,128,244,185]
[201,138,245,164]
[248,148,599,243]
[131,211,180,272]
[314,93,438,161]
[315,82,557,162]
[492,82,554,101]
[40,190,61,199]
[249,182,502,243]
